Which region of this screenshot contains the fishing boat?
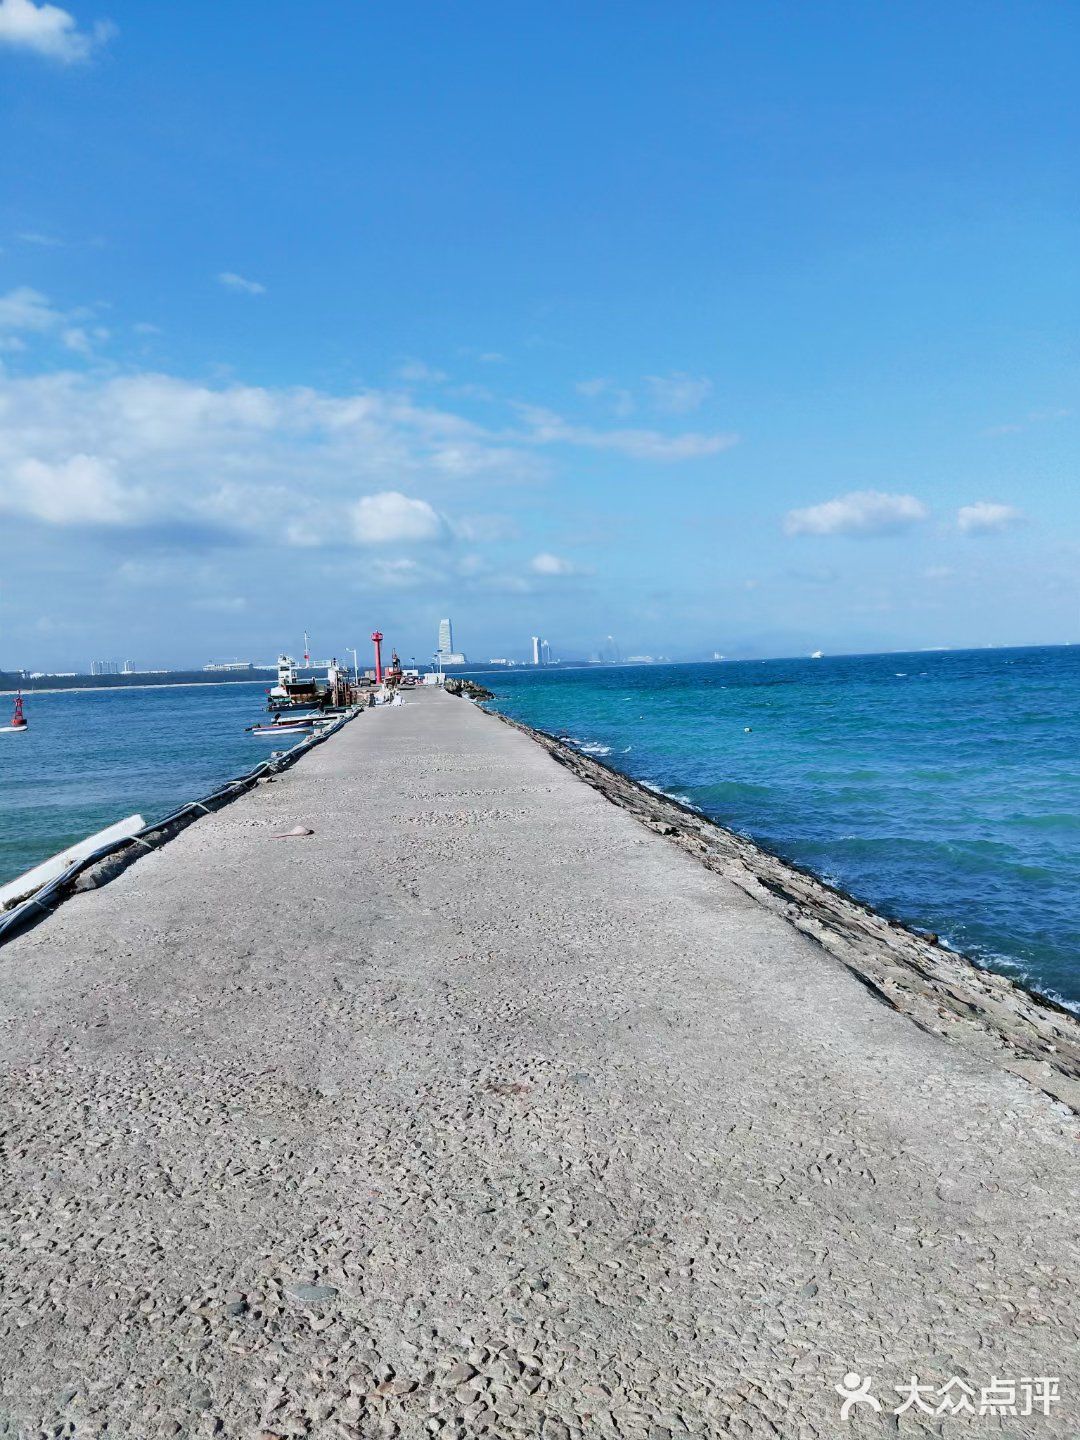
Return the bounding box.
[0,692,27,734]
[247,717,315,736]
[266,711,321,724]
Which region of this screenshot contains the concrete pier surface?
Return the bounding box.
[1,689,1077,1439]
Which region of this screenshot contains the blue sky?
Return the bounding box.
[0,0,1077,668]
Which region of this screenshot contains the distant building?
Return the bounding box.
[203,661,256,672]
[436,617,466,665]
[90,660,119,676]
[122,660,136,674]
[531,636,541,666]
[540,639,552,665]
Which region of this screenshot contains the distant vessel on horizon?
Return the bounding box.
[810,650,824,659]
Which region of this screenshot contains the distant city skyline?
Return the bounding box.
[0,3,1077,669]
[8,638,1080,685]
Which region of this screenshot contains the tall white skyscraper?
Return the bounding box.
[435,617,466,665]
[531,635,541,666]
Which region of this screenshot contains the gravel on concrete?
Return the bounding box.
[0,686,1077,1439]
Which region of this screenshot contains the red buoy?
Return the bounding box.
[11,691,26,729]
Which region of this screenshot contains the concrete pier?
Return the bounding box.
[1,688,1077,1438]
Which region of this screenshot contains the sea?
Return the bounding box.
[0,681,302,893]
[1,648,1077,1011]
[481,646,1080,1013]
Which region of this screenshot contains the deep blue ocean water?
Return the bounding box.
[1,650,1077,1011]
[481,646,1080,1012]
[0,682,304,891]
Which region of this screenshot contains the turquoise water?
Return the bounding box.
[0,682,305,890]
[482,646,1080,1012]
[2,651,1078,1012]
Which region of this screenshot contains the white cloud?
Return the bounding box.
[16,230,63,247]
[0,285,106,353]
[0,371,523,540]
[529,551,586,577]
[450,513,520,542]
[517,404,737,461]
[956,501,1025,535]
[0,361,737,551]
[0,0,113,63]
[0,285,64,333]
[5,454,133,524]
[62,324,108,353]
[217,271,266,296]
[397,360,448,384]
[784,490,929,537]
[367,557,428,589]
[576,377,634,417]
[646,372,713,415]
[351,491,444,545]
[459,347,507,365]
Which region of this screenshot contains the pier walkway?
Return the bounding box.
[1,688,1076,1438]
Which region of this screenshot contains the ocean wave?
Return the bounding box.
[1001,812,1080,832]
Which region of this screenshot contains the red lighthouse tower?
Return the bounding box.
[371,631,384,685]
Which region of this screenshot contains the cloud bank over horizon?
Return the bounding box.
[0,357,739,546]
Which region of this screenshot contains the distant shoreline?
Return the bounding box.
[0,678,274,697]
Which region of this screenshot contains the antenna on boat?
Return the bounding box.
[303,630,311,666]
